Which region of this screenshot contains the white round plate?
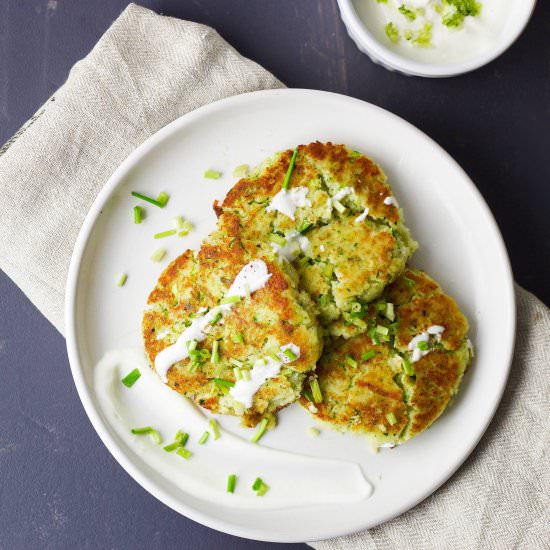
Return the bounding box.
[66,89,515,543]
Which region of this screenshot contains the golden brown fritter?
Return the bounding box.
[300,268,472,446]
[213,142,417,326]
[143,236,322,427]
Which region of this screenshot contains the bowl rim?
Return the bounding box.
[337,0,538,77]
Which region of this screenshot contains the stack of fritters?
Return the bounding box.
[143,142,472,443]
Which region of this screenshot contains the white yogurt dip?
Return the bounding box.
[354,0,511,64]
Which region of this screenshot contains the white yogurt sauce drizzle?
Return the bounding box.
[408,325,445,362]
[271,231,310,262]
[230,344,301,408]
[384,196,398,207]
[266,187,311,220]
[154,259,272,381]
[333,186,355,201]
[355,207,370,223]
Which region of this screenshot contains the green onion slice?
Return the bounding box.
[131,426,162,445]
[229,358,243,368]
[402,356,415,376]
[150,248,166,262]
[133,205,143,224]
[298,221,313,234]
[220,295,241,305]
[176,447,193,460]
[233,164,249,178]
[121,368,141,387]
[156,192,169,206]
[198,431,210,445]
[154,229,176,239]
[386,412,397,426]
[256,481,269,496]
[117,273,128,287]
[310,379,323,403]
[345,354,357,368]
[204,169,222,179]
[250,418,269,444]
[360,350,376,362]
[227,474,237,493]
[210,312,223,325]
[417,340,429,351]
[252,477,263,491]
[269,233,287,247]
[283,348,298,362]
[232,332,244,344]
[211,340,220,364]
[282,148,298,190]
[131,191,166,208]
[209,419,221,440]
[214,378,235,390]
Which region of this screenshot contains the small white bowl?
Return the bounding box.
[337,0,537,77]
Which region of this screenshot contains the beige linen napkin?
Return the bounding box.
[0,4,548,548]
[0,3,282,334]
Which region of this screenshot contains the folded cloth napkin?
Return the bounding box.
[0,3,282,334]
[0,4,548,549]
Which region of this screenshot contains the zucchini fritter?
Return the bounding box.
[143,236,322,427]
[300,269,472,447]
[213,142,417,329]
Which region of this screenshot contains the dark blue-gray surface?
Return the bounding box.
[0,1,549,548]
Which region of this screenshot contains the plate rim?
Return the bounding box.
[65,88,516,542]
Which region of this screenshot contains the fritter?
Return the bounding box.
[299,268,473,447]
[143,236,322,427]
[213,142,417,328]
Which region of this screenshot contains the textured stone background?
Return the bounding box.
[0,1,548,548]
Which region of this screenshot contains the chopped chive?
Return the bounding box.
[269,233,287,247]
[204,169,222,179]
[211,340,220,364]
[220,295,241,305]
[178,220,194,237]
[229,358,243,368]
[303,389,313,402]
[209,419,221,440]
[133,205,143,224]
[350,150,361,158]
[252,477,263,491]
[282,148,298,190]
[332,199,346,213]
[386,412,397,426]
[376,325,389,336]
[210,312,223,325]
[176,447,193,460]
[402,356,415,376]
[233,164,249,178]
[227,474,237,493]
[283,348,298,361]
[368,326,380,345]
[385,303,395,321]
[131,191,165,208]
[150,248,166,262]
[361,350,377,362]
[267,352,280,363]
[186,339,198,351]
[198,431,210,445]
[213,378,235,389]
[417,340,429,351]
[298,221,313,234]
[156,192,169,207]
[177,431,189,447]
[154,229,177,239]
[117,273,128,287]
[345,354,357,368]
[233,367,243,380]
[251,418,269,444]
[163,440,181,452]
[171,216,185,229]
[121,368,141,387]
[256,481,269,496]
[232,332,244,344]
[310,379,323,403]
[131,427,162,445]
